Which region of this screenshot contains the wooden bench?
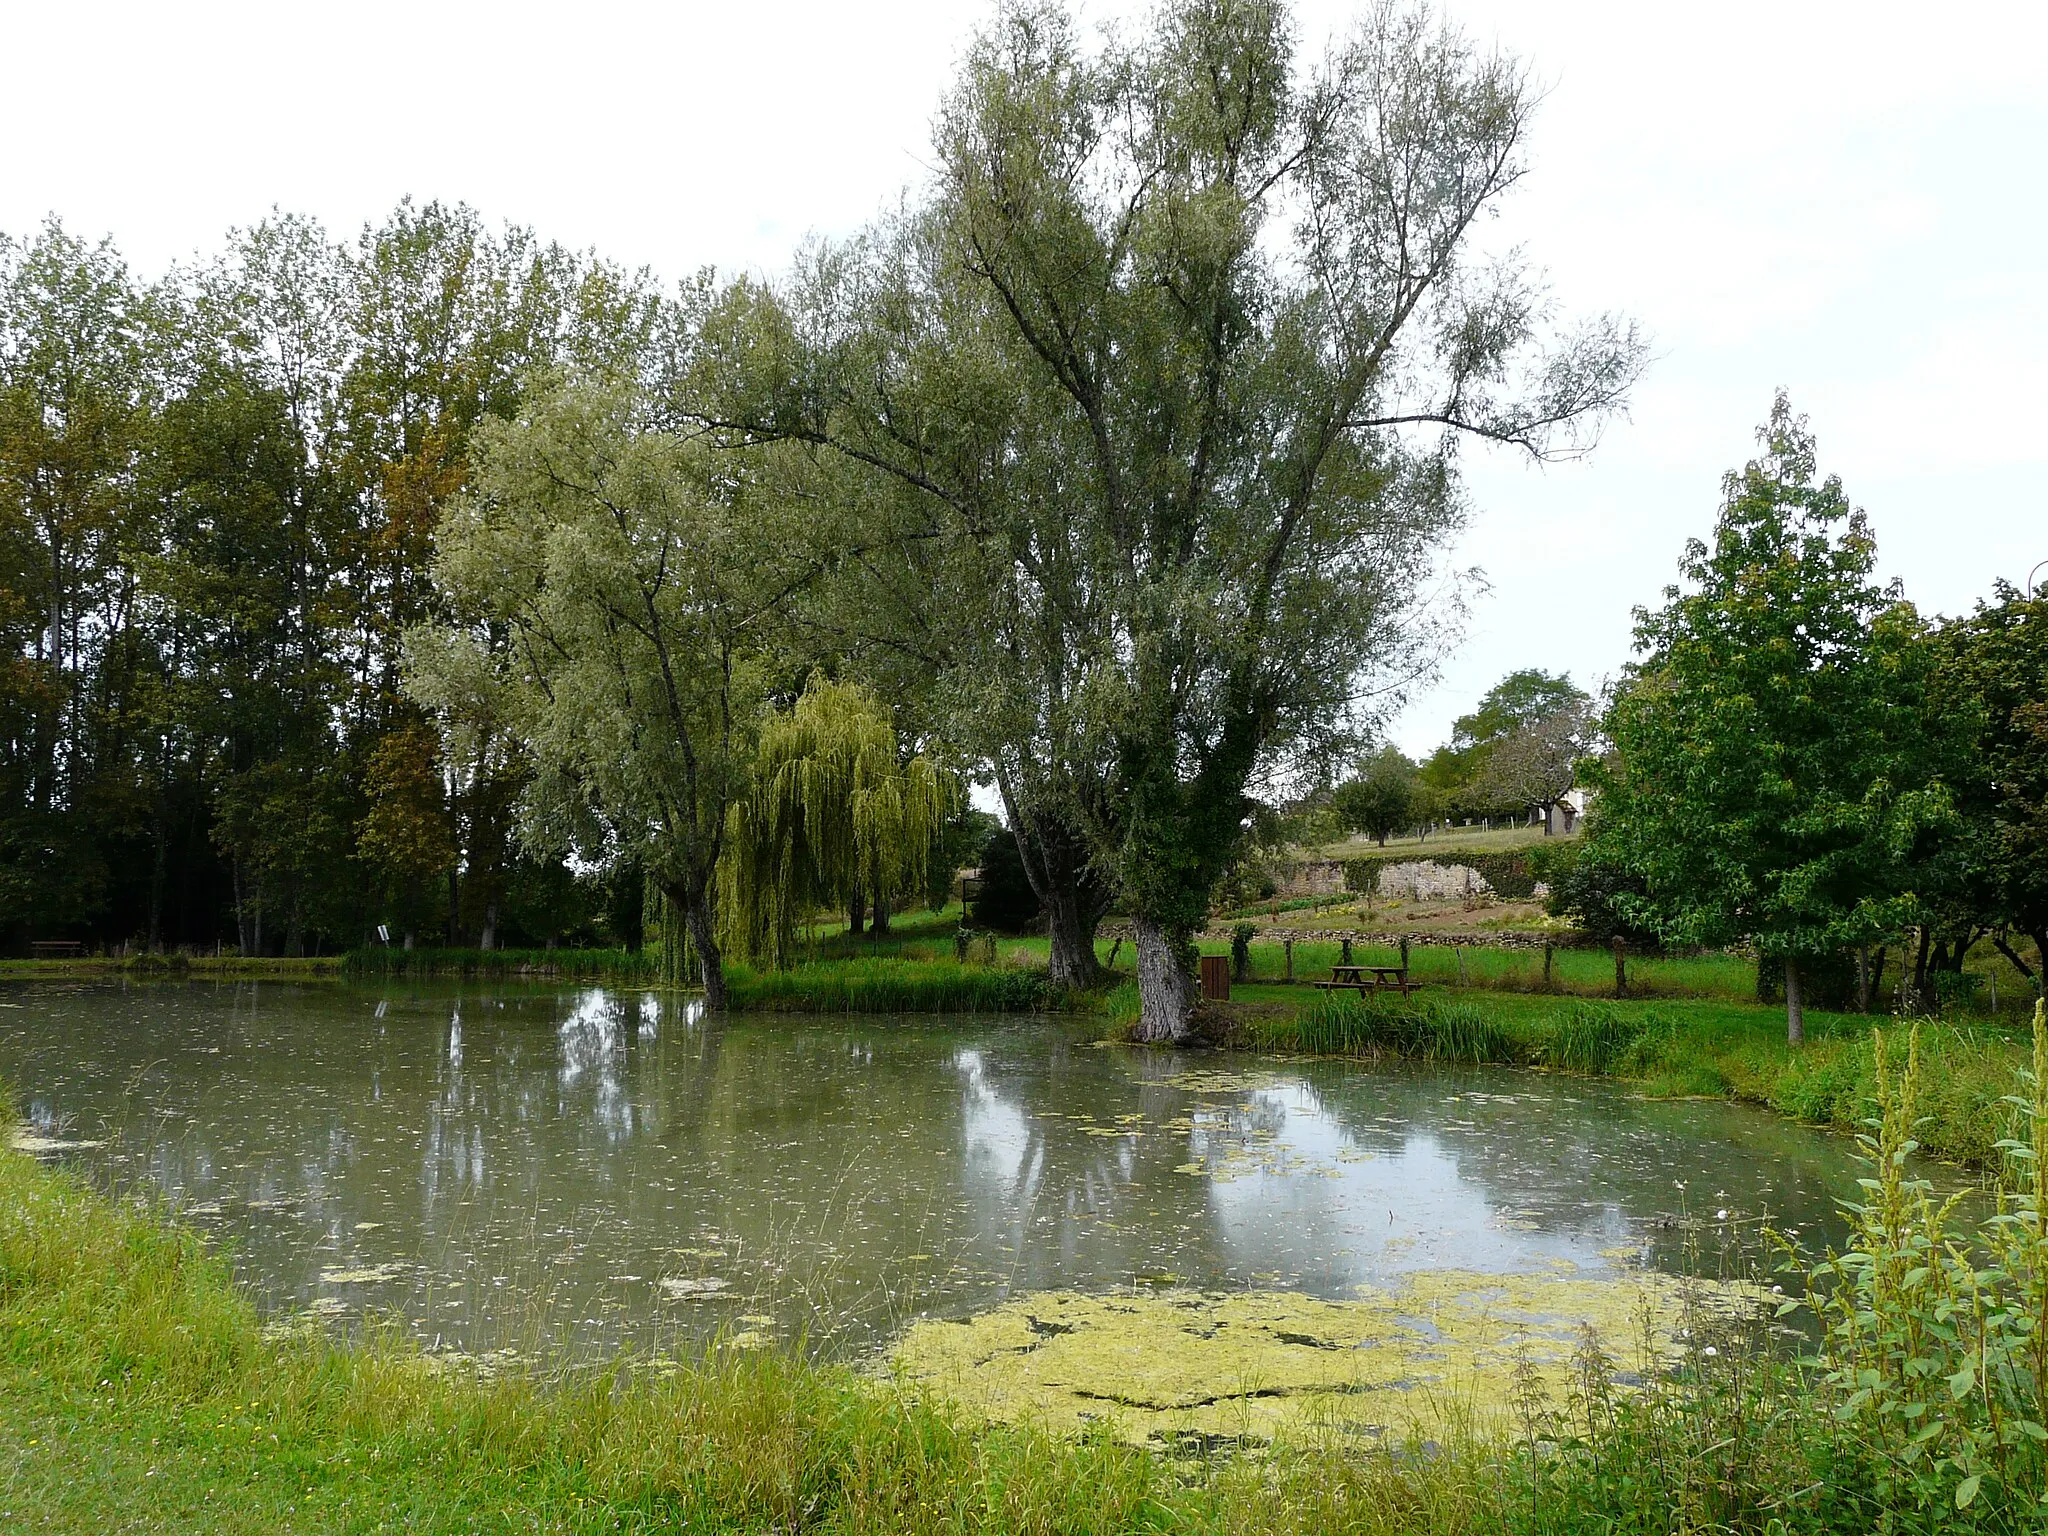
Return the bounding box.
[29,940,85,958]
[1314,963,1421,999]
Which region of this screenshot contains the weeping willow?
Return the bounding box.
[720,676,954,967]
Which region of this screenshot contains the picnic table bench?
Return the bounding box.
[29,940,85,958]
[1313,963,1420,999]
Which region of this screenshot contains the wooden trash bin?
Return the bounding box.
[1199,954,1231,1001]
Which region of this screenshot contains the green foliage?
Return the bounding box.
[1540,1005,1647,1074]
[1529,838,1659,944]
[1587,396,1953,1040]
[969,822,1039,933]
[1929,586,2048,969]
[723,958,1061,1014]
[1790,1005,2048,1524]
[719,675,953,968]
[1261,995,1520,1063]
[1230,921,1257,982]
[1330,747,1421,846]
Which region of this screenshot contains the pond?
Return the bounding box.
[0,981,1862,1356]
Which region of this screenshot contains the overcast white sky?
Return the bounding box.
[7,0,2044,757]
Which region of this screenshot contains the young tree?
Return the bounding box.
[1331,746,1419,846]
[1585,396,1949,1043]
[703,0,1641,1040]
[418,378,816,1009]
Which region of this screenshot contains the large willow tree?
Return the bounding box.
[699,0,1644,1040]
[721,675,951,967]
[416,378,822,1010]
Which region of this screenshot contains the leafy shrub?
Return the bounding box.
[1230,923,1257,981]
[1530,840,1659,944]
[1791,1005,2048,1523]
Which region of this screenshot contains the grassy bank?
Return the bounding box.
[725,958,1064,1013]
[1242,988,2027,1168]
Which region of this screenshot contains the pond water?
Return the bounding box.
[0,981,1864,1368]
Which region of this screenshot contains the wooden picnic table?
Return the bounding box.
[1314,963,1419,999]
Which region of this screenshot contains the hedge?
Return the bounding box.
[1341,850,1538,900]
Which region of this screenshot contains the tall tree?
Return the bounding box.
[419,378,819,1007]
[1585,396,1949,1043]
[702,0,1641,1039]
[1929,585,2048,987]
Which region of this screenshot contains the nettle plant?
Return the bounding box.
[1791,1003,2048,1520]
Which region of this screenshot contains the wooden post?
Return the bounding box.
[1340,937,1353,965]
[1455,947,1467,986]
[1399,936,1411,972]
[1107,936,1123,971]
[1283,939,1294,982]
[1543,942,1553,990]
[1613,936,1627,999]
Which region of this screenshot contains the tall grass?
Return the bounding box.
[1258,994,1519,1063]
[725,958,1063,1014]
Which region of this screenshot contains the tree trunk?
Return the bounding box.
[1855,947,1870,1014]
[1130,917,1195,1043]
[480,901,497,952]
[448,867,461,946]
[1042,878,1104,990]
[1912,926,1932,1010]
[1871,945,1888,1009]
[872,894,890,936]
[679,886,728,1012]
[1785,956,1805,1046]
[848,887,865,937]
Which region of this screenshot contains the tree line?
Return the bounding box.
[0,0,1646,1038]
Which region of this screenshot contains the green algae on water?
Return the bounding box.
[891,1263,1754,1445]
